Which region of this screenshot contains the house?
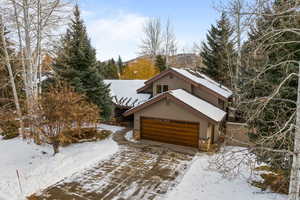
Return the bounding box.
[104,80,150,122]
[123,67,233,151]
[104,80,150,108]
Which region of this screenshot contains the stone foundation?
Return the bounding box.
[133,130,141,140]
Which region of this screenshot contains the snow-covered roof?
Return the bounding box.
[104,80,150,107]
[125,89,226,122]
[171,68,232,98]
[169,89,226,122]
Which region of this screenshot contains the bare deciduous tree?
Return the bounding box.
[35,83,100,155]
[214,0,256,101]
[0,14,24,135]
[139,18,163,58]
[163,19,177,65]
[1,0,71,137]
[212,1,300,199]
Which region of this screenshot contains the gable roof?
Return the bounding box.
[124,89,226,122]
[104,80,150,108]
[137,68,232,99]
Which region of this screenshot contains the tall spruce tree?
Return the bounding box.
[200,13,235,88]
[53,5,112,119]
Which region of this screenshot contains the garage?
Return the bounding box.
[141,117,199,147]
[123,89,227,150]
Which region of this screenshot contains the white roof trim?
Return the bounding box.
[169,89,226,122]
[126,89,226,122]
[171,68,233,98]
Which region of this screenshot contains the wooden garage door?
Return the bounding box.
[141,117,199,147]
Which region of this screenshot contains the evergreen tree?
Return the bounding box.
[97,59,119,79]
[117,55,123,74]
[53,5,112,119]
[155,55,167,72]
[0,23,23,105]
[200,13,235,88]
[241,0,300,176]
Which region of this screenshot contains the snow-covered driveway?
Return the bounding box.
[1,126,287,200]
[31,131,194,200]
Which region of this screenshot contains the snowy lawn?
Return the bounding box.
[165,150,287,200]
[0,124,124,200]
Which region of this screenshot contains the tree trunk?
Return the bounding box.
[52,140,59,155]
[0,15,24,137]
[288,61,300,200]
[235,0,242,104]
[11,0,29,104]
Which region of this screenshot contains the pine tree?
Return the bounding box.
[155,55,167,72]
[200,13,235,88]
[98,59,119,79]
[241,0,300,183]
[117,55,123,74]
[53,5,112,120]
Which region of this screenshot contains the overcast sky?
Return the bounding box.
[79,0,223,61]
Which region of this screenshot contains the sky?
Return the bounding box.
[79,0,223,61]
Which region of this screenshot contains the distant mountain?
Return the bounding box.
[124,53,204,69]
[168,53,203,69]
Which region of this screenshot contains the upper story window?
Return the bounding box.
[156,84,168,94]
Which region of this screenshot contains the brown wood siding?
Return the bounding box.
[141,117,199,147]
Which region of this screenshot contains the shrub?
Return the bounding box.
[251,166,289,194]
[0,120,19,140]
[59,128,112,146]
[33,83,101,155]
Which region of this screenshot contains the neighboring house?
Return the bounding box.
[123,67,233,151]
[104,80,150,108]
[104,80,150,121]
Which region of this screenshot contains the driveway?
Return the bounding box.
[31,129,196,200]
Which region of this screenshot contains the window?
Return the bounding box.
[156,85,162,94]
[156,84,168,94]
[163,85,168,92]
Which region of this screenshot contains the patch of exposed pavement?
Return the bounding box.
[30,128,196,200]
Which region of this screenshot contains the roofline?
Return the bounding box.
[136,68,231,100]
[123,91,225,123]
[136,68,172,93]
[144,68,173,85]
[136,83,152,93]
[123,93,167,116]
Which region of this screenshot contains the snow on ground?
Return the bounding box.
[124,130,138,143]
[0,124,124,200]
[165,150,287,200]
